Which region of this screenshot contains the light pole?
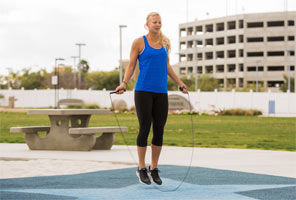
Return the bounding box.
[54,58,65,109]
[194,38,203,91]
[71,56,79,89]
[256,60,260,92]
[75,43,86,89]
[194,39,198,91]
[286,49,294,92]
[119,25,127,85]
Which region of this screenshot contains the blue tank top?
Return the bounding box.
[135,35,168,93]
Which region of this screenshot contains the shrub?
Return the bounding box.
[85,104,100,109]
[66,105,82,109]
[220,109,262,116]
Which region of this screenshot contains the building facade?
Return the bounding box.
[178,11,296,91]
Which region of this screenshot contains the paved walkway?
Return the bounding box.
[1,144,295,178]
[0,144,296,199]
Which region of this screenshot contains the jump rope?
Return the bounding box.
[109,87,195,192]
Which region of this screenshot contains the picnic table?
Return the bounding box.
[10,109,128,151]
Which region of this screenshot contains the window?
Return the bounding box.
[216,51,224,58]
[205,24,213,32]
[180,67,186,75]
[287,51,295,56]
[247,66,263,71]
[216,37,224,45]
[267,51,285,56]
[239,20,244,28]
[187,40,193,48]
[268,81,284,87]
[188,67,193,74]
[197,53,203,60]
[267,66,284,71]
[288,20,294,26]
[227,36,236,44]
[288,36,295,41]
[247,22,264,28]
[205,38,213,46]
[239,35,244,43]
[288,66,295,71]
[267,21,284,27]
[216,65,224,73]
[247,52,264,57]
[205,65,213,73]
[228,50,236,58]
[227,64,236,72]
[180,54,186,62]
[205,52,213,60]
[187,27,193,35]
[227,21,236,30]
[218,79,224,87]
[197,66,203,74]
[180,28,186,37]
[180,42,186,50]
[187,54,193,61]
[195,26,203,34]
[216,22,224,31]
[239,49,244,57]
[247,37,264,42]
[267,36,285,42]
[239,78,244,87]
[239,64,244,72]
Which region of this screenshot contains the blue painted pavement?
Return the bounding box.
[1,165,295,200]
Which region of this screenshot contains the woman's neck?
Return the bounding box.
[147,32,159,42]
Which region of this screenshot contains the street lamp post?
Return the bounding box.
[194,40,198,91]
[54,58,65,109]
[286,49,294,92]
[294,46,296,93]
[71,56,79,89]
[255,60,260,92]
[194,38,202,91]
[119,25,127,85]
[75,43,86,89]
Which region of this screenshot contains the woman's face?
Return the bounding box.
[147,15,162,34]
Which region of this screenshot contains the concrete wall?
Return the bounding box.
[0,88,295,116]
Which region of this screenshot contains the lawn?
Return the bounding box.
[0,111,295,151]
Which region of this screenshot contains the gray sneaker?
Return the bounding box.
[136,167,151,185]
[148,166,162,185]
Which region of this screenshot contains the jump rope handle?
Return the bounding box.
[179,86,186,92]
[110,89,126,94]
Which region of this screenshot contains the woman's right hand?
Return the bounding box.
[114,83,127,94]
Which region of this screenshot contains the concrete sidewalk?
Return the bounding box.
[1,143,295,178]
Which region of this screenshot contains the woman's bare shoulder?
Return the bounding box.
[132,36,145,52]
[133,37,144,46]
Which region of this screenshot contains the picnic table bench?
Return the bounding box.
[10,109,128,151]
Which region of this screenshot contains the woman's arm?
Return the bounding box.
[115,38,141,94]
[167,56,188,93]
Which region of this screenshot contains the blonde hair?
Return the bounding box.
[146,12,171,52]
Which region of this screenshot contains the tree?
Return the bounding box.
[174,75,219,91]
[79,59,89,73]
[280,75,295,92]
[167,78,178,91]
[20,69,46,89]
[86,70,119,90]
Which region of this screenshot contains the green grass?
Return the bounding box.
[0,112,295,151]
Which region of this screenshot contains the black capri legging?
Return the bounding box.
[135,91,168,147]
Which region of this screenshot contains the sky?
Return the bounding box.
[0,0,295,76]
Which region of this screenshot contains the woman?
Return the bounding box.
[115,12,187,185]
